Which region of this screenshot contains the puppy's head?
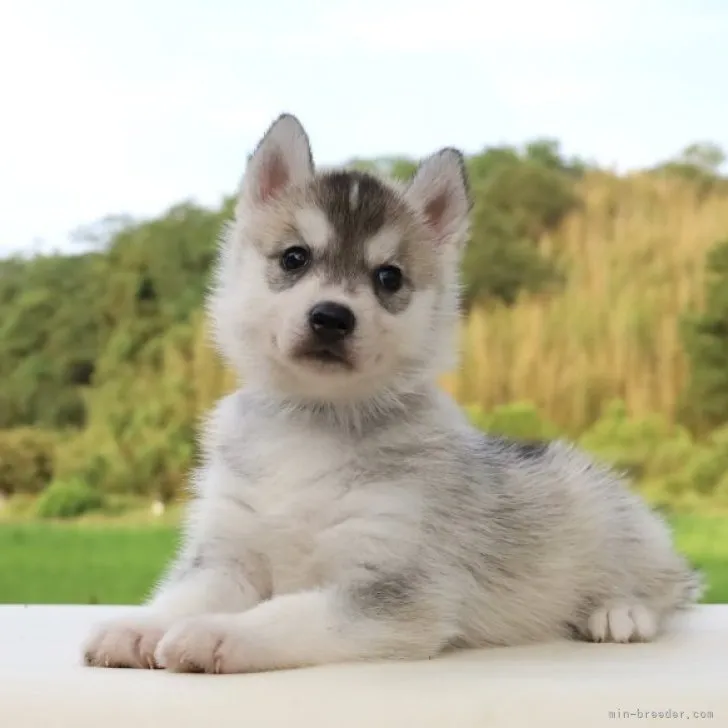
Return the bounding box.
[209,114,471,405]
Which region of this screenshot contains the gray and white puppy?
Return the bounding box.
[82,114,701,674]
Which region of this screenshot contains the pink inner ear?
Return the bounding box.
[424,189,450,236]
[258,150,289,202]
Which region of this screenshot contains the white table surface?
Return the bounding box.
[0,604,726,727]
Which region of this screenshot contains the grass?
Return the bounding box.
[671,513,728,604]
[0,521,179,605]
[0,513,726,605]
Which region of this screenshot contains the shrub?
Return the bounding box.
[466,401,562,441]
[35,478,104,519]
[578,400,695,482]
[666,425,728,501]
[0,427,56,495]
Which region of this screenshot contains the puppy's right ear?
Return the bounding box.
[240,114,314,207]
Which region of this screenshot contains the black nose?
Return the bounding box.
[308,301,356,342]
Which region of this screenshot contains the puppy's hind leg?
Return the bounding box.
[578,602,659,643]
[569,564,703,644]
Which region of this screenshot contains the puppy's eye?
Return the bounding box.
[280,246,310,272]
[374,265,404,293]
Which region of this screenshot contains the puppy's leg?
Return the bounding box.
[575,568,702,644]
[156,575,455,673]
[82,563,261,669]
[569,541,702,644]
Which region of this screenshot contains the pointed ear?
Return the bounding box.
[404,148,471,246]
[240,114,314,206]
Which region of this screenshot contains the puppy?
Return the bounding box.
[82,114,701,673]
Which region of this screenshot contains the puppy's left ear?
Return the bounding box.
[404,148,471,247]
[240,113,314,207]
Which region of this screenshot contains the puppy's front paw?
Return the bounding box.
[155,615,250,674]
[586,603,658,643]
[82,614,172,669]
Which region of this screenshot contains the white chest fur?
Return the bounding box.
[198,394,425,597]
[207,424,369,595]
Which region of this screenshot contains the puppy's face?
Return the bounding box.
[209,114,471,404]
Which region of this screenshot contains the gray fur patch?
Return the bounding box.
[490,437,550,461]
[166,551,207,583]
[314,171,393,274]
[311,171,393,287]
[347,568,422,620]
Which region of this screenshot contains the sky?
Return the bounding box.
[1,0,727,256]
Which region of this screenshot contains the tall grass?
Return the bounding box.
[449,172,728,434]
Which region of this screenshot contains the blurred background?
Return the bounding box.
[1,0,727,605]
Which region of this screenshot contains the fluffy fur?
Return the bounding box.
[82,113,701,674]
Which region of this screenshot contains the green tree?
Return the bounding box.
[0,253,102,427]
[462,144,577,307]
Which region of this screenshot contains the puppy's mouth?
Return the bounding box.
[293,340,354,370]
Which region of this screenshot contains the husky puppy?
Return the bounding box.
[82,114,701,673]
